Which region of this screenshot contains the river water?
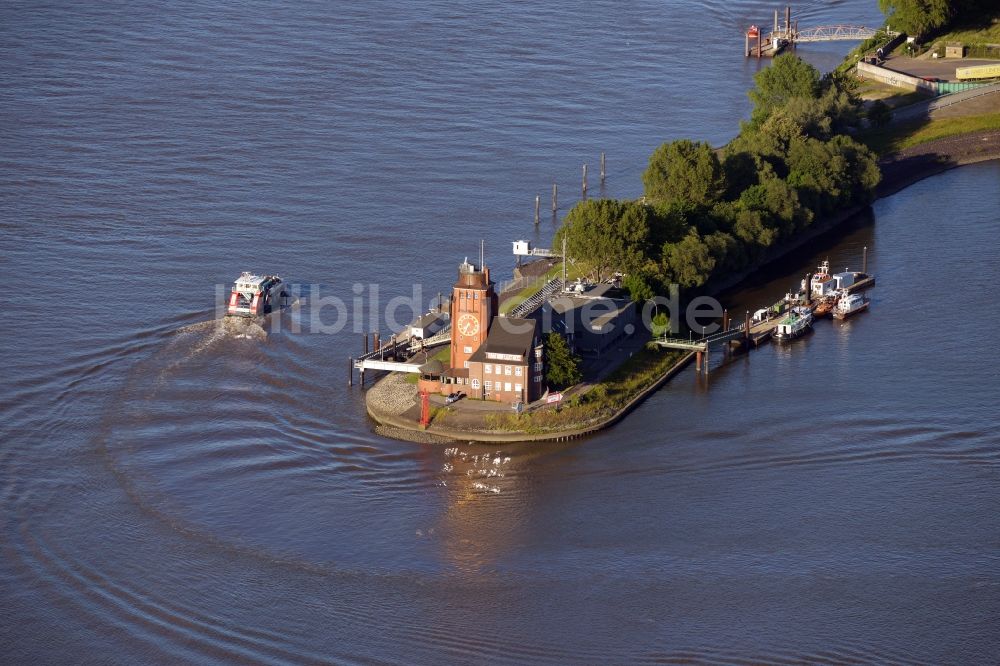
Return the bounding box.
[3,0,999,663]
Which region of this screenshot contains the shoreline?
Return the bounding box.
[366,131,1000,445]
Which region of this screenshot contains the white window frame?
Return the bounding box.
[485,364,492,374]
[471,378,480,389]
[504,382,512,392]
[514,366,522,377]
[504,365,512,376]
[484,380,492,391]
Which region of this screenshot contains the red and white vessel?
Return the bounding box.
[226,272,289,317]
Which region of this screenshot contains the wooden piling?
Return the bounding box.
[373,331,380,352]
[364,333,368,356]
[582,164,588,198]
[600,152,606,184]
[348,359,353,386]
[863,246,868,274]
[552,183,558,212]
[696,351,702,372]
[534,195,540,225]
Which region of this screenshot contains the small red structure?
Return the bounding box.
[746,25,762,58]
[419,390,430,429]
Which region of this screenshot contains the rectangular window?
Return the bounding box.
[534,362,543,372]
[463,346,472,354]
[504,365,512,376]
[514,383,522,394]
[504,382,512,392]
[485,364,492,374]
[474,292,479,299]
[514,366,522,377]
[533,375,542,382]
[464,361,469,369]
[484,380,492,391]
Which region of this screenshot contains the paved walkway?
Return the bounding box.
[882,56,998,81]
[891,82,1000,123]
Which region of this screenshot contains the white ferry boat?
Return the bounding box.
[226,272,289,317]
[834,292,870,320]
[773,306,813,343]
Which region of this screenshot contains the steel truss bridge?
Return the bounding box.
[792,25,888,43]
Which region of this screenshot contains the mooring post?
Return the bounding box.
[704,346,710,374]
[696,351,702,372]
[582,164,588,198]
[348,359,353,386]
[774,9,778,35]
[722,309,730,359]
[437,291,443,313]
[785,6,791,38]
[374,331,380,353]
[600,152,606,185]
[745,311,751,343]
[534,195,540,225]
[863,245,868,274]
[364,333,368,356]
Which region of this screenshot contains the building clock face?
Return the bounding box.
[457,313,480,336]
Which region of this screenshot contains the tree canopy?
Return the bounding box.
[747,54,822,127]
[544,332,582,390]
[878,0,952,36]
[548,54,880,305]
[642,139,725,206]
[553,199,650,281]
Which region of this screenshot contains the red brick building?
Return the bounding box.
[435,258,543,405]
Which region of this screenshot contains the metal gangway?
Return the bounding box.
[793,25,885,42]
[508,278,563,319]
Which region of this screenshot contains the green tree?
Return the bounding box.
[622,272,655,305]
[651,312,671,338]
[867,99,891,128]
[554,199,650,281]
[747,54,822,126]
[878,0,952,36]
[642,139,726,206]
[544,332,582,390]
[661,231,717,289]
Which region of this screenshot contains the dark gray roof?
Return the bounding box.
[469,317,537,362]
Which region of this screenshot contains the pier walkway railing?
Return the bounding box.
[508,278,563,319]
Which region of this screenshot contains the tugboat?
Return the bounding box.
[773,306,814,343]
[226,272,289,317]
[810,260,837,299]
[812,295,836,319]
[834,292,870,319]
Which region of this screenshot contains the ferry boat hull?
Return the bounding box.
[833,293,870,320]
[226,272,289,318]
